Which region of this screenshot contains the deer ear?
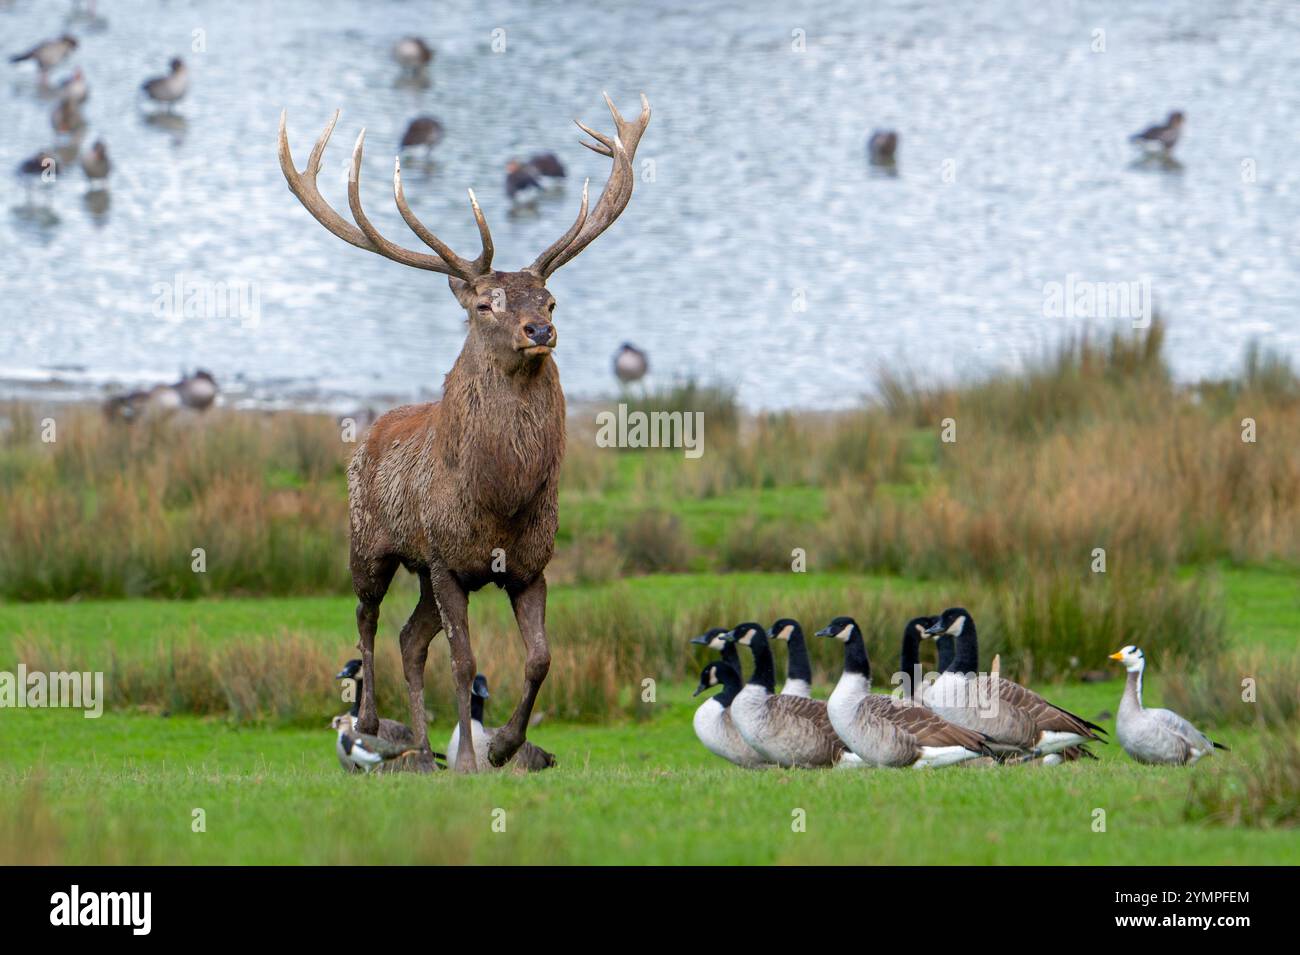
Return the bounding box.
[448,277,474,307]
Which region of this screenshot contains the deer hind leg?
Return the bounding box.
[491,574,551,767]
[399,570,443,753]
[352,553,397,736]
[431,571,477,773]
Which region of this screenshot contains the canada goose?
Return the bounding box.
[175,369,217,411]
[527,151,566,187]
[897,614,939,700]
[11,35,78,78]
[1130,111,1184,153]
[393,36,433,72]
[867,129,898,165]
[141,58,188,110]
[613,343,648,385]
[723,623,852,768]
[923,608,1107,759]
[768,618,812,698]
[504,159,544,205]
[446,675,557,772]
[330,715,423,773]
[335,659,418,748]
[399,116,444,157]
[817,616,991,768]
[693,661,770,768]
[80,140,109,186]
[1109,646,1227,765]
[691,627,745,681]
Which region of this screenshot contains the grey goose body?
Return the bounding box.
[692,661,770,768]
[1110,646,1226,765]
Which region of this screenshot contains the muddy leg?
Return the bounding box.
[399,570,443,752]
[352,553,396,736]
[490,574,551,766]
[431,571,476,773]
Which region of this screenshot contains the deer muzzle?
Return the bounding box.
[521,321,556,353]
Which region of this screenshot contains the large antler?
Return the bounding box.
[529,92,651,278]
[278,109,493,280]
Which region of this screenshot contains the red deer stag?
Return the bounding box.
[278,93,650,772]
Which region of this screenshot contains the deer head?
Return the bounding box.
[278,93,650,376]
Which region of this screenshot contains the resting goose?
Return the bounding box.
[447,674,557,772]
[692,661,770,768]
[723,622,853,769]
[691,627,746,681]
[897,614,939,701]
[769,618,812,698]
[818,617,991,768]
[330,715,421,773]
[923,608,1107,759]
[1109,646,1227,765]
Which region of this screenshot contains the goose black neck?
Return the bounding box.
[899,631,920,698]
[952,621,979,673]
[785,630,812,684]
[349,677,363,718]
[714,664,743,707]
[746,641,776,692]
[842,630,871,681]
[936,634,955,673]
[470,693,485,723]
[721,641,743,679]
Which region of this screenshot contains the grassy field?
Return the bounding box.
[2,325,1297,864]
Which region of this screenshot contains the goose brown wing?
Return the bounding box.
[996,678,1105,741]
[770,694,848,760]
[865,696,987,751]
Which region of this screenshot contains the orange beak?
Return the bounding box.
[1108,651,1125,661]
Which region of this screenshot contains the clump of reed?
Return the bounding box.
[1184,732,1300,829]
[1162,648,1300,730]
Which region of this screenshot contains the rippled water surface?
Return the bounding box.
[3,0,1299,409]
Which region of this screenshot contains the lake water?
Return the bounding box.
[3,0,1298,411]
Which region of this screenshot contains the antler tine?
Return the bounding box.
[392,159,493,275]
[527,178,590,276]
[533,92,651,278]
[278,109,484,278]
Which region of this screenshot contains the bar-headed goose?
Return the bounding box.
[447,674,557,772]
[691,626,746,681]
[723,622,853,769]
[818,617,991,768]
[1109,646,1227,765]
[923,608,1107,759]
[769,618,812,698]
[330,715,421,773]
[693,661,770,768]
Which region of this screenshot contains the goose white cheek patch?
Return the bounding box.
[836,625,854,642]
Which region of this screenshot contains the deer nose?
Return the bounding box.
[524,322,553,345]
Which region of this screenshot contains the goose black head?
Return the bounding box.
[725,622,766,648]
[471,674,491,699]
[1108,645,1145,672]
[906,616,937,640]
[336,659,362,680]
[924,607,971,639]
[767,618,802,642]
[693,661,728,697]
[815,616,860,642]
[691,627,731,650]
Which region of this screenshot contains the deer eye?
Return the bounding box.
[547,302,556,313]
[476,301,494,313]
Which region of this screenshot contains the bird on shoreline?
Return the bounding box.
[80,140,110,188]
[505,159,544,205]
[613,342,648,386]
[141,57,188,111]
[52,95,86,136]
[526,152,566,188]
[399,116,444,157]
[867,129,898,166]
[55,67,89,105]
[1109,646,1227,765]
[393,36,433,73]
[1130,111,1184,154]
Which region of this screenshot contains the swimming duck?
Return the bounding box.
[1109,646,1227,765]
[141,57,188,110]
[818,616,991,768]
[693,661,770,768]
[1130,111,1184,154]
[723,623,854,768]
[393,36,433,73]
[446,674,557,772]
[768,618,812,698]
[922,608,1107,759]
[526,151,566,188]
[399,116,444,157]
[80,140,110,187]
[505,159,544,205]
[867,129,898,165]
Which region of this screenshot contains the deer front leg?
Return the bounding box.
[399,571,443,753]
[431,572,477,773]
[491,574,551,767]
[355,600,381,735]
